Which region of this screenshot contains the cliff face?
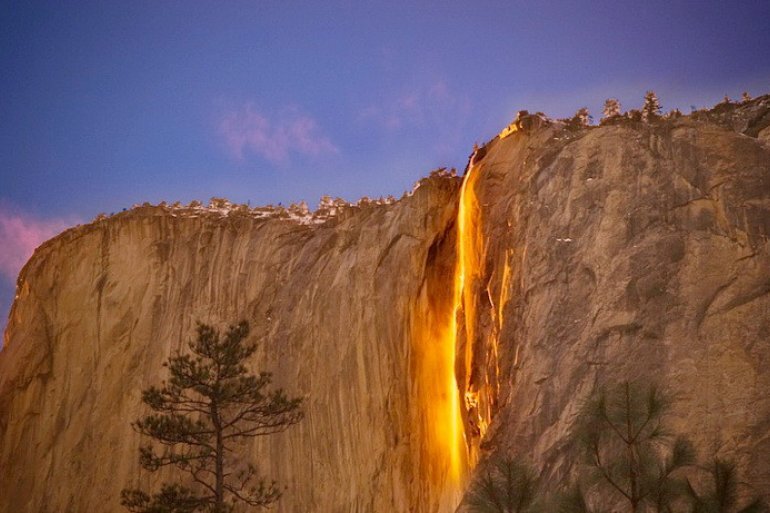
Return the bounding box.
[456,103,770,500]
[1,97,769,512]
[0,178,462,513]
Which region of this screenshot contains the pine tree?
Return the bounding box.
[121,321,303,513]
[465,456,539,513]
[687,458,768,513]
[642,91,662,122]
[571,382,694,513]
[574,107,592,127]
[741,92,752,103]
[564,107,592,130]
[602,98,622,122]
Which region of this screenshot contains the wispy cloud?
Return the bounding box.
[0,206,76,282]
[357,79,473,163]
[358,79,471,133]
[218,104,338,164]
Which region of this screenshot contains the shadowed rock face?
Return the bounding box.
[1,97,769,513]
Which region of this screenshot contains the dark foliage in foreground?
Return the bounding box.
[465,456,540,513]
[465,381,766,513]
[121,321,303,513]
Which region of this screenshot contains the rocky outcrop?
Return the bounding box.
[1,96,769,512]
[692,94,770,138]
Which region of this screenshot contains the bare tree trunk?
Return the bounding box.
[212,402,224,510]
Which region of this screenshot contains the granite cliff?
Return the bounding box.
[455,99,770,504]
[1,96,769,512]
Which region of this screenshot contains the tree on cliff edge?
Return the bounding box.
[602,98,622,122]
[121,321,303,513]
[642,91,662,122]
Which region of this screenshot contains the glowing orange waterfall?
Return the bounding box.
[437,150,485,482]
[412,137,509,510]
[453,131,517,471]
[410,156,479,509]
[446,160,481,481]
[455,153,485,466]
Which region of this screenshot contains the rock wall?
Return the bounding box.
[458,108,770,501]
[0,177,461,513]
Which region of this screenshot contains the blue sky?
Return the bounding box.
[1,0,770,330]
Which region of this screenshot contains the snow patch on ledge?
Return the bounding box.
[87,171,460,228]
[91,195,399,227]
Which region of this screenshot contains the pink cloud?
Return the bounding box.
[218,104,338,164]
[0,206,76,282]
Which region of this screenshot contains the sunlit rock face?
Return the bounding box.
[1,97,770,513]
[0,178,462,513]
[457,100,770,503]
